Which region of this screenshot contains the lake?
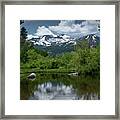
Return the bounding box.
[20,73,100,100]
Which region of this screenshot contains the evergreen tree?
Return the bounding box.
[20,20,24,25]
[20,27,28,44]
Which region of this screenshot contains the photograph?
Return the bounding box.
[2,1,118,118]
[20,20,100,100]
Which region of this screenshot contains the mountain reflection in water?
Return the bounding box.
[29,82,99,100]
[20,73,100,100]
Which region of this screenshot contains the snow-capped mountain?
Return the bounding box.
[28,34,76,47]
[77,34,100,48]
[27,33,100,55]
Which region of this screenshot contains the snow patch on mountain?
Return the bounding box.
[27,32,99,52]
[28,34,75,47]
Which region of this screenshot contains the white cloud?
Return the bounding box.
[49,20,100,38]
[59,20,75,26]
[32,20,100,39]
[35,26,56,37]
[27,34,39,40]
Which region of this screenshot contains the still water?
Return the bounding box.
[20,73,100,100]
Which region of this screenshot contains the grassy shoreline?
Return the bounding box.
[20,68,77,74]
[20,68,99,76]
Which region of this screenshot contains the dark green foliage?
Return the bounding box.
[20,42,33,63]
[20,27,28,44]
[51,60,59,69]
[21,38,100,75]
[76,47,100,74]
[20,20,24,25]
[37,49,48,57]
[20,24,28,63]
[75,39,89,50]
[20,46,28,63]
[74,39,100,74]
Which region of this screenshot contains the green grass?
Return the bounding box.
[20,68,77,74]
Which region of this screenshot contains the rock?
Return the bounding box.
[28,73,36,80]
[68,72,78,76]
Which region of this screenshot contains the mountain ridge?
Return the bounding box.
[27,33,100,55]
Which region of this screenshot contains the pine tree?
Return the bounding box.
[20,27,28,44]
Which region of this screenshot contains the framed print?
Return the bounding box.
[0,0,119,119]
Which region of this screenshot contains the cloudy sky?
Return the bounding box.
[21,20,100,39]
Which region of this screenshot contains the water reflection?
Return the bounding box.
[29,82,99,100]
[29,82,76,100]
[20,73,100,100]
